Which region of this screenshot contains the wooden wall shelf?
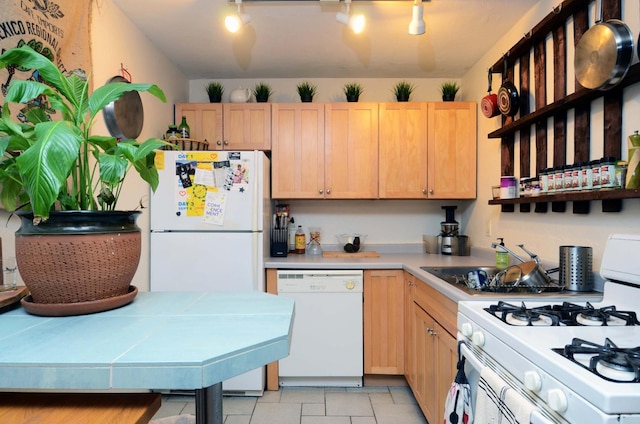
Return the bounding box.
[489,189,640,205]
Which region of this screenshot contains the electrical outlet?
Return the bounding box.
[485,220,492,237]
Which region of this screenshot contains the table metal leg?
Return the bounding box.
[195,382,223,424]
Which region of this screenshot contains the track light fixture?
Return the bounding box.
[336,0,365,34]
[408,0,426,36]
[225,0,251,33]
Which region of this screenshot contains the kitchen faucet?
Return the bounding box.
[490,242,527,263]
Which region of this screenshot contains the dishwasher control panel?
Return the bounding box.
[276,270,363,293]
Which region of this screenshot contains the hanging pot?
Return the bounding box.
[497,56,519,117]
[481,68,499,118]
[103,75,144,139]
[575,0,633,91]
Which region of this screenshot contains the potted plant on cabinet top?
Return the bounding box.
[296,81,317,102]
[343,82,363,102]
[393,80,415,102]
[253,82,273,103]
[0,46,169,315]
[441,81,460,101]
[205,81,224,103]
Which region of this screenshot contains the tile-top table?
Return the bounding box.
[0,291,294,424]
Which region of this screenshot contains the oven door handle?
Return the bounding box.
[458,341,560,424]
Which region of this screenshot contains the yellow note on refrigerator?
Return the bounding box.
[203,191,226,225]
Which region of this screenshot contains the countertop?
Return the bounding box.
[266,246,603,303]
[0,291,294,391]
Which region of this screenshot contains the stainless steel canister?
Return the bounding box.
[559,246,593,291]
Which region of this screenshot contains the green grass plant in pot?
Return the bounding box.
[296,81,317,102]
[393,80,415,102]
[253,82,273,103]
[441,81,460,101]
[206,81,224,103]
[0,46,169,314]
[343,82,363,102]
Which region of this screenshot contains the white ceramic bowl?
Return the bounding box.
[336,234,367,253]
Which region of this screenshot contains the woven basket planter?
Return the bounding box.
[15,211,141,308]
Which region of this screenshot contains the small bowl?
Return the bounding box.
[336,234,367,253]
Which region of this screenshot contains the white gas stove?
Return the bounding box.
[457,233,640,424]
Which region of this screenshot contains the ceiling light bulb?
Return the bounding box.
[408,1,425,35]
[336,3,365,34]
[225,1,251,34]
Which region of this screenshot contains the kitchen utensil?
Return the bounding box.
[103,75,144,139]
[440,206,459,255]
[497,56,519,117]
[575,0,633,90]
[481,68,499,118]
[559,245,593,291]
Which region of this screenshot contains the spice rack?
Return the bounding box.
[487,0,640,214]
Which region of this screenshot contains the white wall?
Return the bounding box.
[461,0,640,271]
[89,0,188,290]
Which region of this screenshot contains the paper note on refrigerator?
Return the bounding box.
[203,191,226,225]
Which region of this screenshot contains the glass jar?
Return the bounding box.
[166,124,179,140]
[580,161,592,191]
[547,167,556,193]
[591,159,602,190]
[539,168,550,193]
[600,157,616,189]
[563,165,573,191]
[615,161,628,189]
[554,166,565,192]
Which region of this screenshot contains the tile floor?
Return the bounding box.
[152,386,427,424]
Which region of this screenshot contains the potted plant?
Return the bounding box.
[343,82,363,102]
[393,80,415,102]
[0,46,169,313]
[441,81,460,101]
[253,82,273,103]
[205,81,224,103]
[296,81,317,102]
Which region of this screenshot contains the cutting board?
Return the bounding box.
[322,251,380,258]
[0,286,28,309]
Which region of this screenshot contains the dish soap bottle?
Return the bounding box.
[495,238,509,270]
[178,116,190,138]
[295,225,306,254]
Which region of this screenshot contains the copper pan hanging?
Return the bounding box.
[574,0,633,91]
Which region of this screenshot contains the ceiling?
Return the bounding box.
[113,0,539,79]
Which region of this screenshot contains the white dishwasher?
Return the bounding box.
[277,270,363,387]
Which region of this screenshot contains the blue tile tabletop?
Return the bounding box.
[0,291,294,390]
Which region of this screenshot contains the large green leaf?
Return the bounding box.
[15,120,82,219]
[0,46,73,102]
[89,82,166,118]
[98,152,129,186]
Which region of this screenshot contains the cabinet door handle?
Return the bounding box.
[422,189,427,194]
[223,140,229,146]
[429,189,434,195]
[318,189,323,194]
[326,189,331,195]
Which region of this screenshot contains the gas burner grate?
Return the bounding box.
[551,302,640,326]
[553,338,640,383]
[484,301,563,326]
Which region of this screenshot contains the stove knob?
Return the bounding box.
[460,322,473,337]
[547,389,568,412]
[523,371,542,392]
[471,331,485,347]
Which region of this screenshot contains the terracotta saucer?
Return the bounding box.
[20,286,138,317]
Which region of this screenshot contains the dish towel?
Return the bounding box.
[475,367,534,424]
[444,357,473,424]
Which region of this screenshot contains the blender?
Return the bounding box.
[439,206,459,255]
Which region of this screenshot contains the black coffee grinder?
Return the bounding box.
[439,206,459,255]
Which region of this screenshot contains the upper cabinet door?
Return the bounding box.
[324,103,379,199]
[175,103,223,147]
[222,103,271,151]
[271,104,325,199]
[379,102,428,199]
[427,102,477,199]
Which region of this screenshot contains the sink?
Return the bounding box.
[420,265,565,296]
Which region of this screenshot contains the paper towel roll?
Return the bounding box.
[627,147,640,189]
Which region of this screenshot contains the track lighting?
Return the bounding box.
[225,0,251,33]
[408,0,426,36]
[336,0,365,34]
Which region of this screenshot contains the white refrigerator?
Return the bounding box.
[149,150,270,395]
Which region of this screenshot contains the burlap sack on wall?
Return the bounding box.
[0,0,92,106]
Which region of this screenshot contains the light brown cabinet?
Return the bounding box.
[379,102,429,198]
[427,102,477,199]
[405,272,458,423]
[175,103,271,150]
[363,270,404,375]
[272,103,378,199]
